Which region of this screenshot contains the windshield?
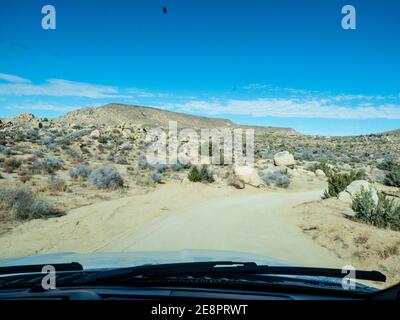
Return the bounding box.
[0,0,399,293]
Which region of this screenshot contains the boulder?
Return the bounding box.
[345,180,379,204]
[90,129,101,138]
[234,166,264,188]
[122,129,133,139]
[338,191,352,203]
[315,169,326,177]
[232,179,245,189]
[273,151,295,168]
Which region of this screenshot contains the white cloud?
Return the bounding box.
[126,88,170,98]
[5,102,82,113]
[158,98,400,119]
[0,77,131,99]
[0,73,31,83]
[1,75,399,120]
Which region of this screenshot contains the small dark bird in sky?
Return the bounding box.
[163,7,167,14]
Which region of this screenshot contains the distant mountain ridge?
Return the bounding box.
[54,103,299,134]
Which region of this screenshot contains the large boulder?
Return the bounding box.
[273,151,295,168]
[338,191,352,203]
[344,180,379,204]
[234,166,264,188]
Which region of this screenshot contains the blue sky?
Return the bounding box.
[0,0,399,135]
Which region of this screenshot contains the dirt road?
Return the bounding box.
[0,183,345,267]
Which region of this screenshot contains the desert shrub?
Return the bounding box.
[115,155,129,165]
[0,186,62,220]
[69,164,92,180]
[385,169,400,187]
[352,188,400,231]
[121,143,133,151]
[4,158,21,170]
[55,136,72,146]
[64,147,83,159]
[19,175,32,184]
[47,176,68,192]
[170,162,191,171]
[46,143,58,150]
[323,170,366,198]
[375,160,400,187]
[114,139,124,146]
[98,136,109,144]
[308,160,333,177]
[377,160,400,171]
[149,172,163,184]
[25,128,39,141]
[69,130,89,140]
[33,149,44,158]
[32,157,63,174]
[187,165,214,183]
[261,170,290,188]
[41,137,54,146]
[138,158,149,170]
[88,164,124,189]
[137,158,168,172]
[152,163,168,173]
[1,147,13,156]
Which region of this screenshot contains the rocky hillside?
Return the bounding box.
[54,103,299,135]
[55,104,236,129]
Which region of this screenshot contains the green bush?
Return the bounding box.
[352,188,400,231]
[384,168,400,188]
[309,160,334,177]
[377,160,400,171]
[323,170,365,198]
[188,165,214,183]
[0,186,63,220]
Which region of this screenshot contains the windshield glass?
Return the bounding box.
[0,0,399,292]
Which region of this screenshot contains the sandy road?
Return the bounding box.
[0,183,344,267]
[96,188,344,267]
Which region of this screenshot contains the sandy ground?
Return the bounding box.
[0,182,343,267]
[293,198,400,286]
[0,181,399,287]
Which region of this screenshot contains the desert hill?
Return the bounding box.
[54,103,299,135]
